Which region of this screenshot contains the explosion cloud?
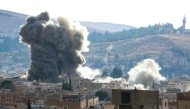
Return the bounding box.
[127,59,166,89]
[77,59,166,90]
[19,12,90,82]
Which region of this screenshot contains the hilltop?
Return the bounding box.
[79,21,134,33]
[0,9,133,38]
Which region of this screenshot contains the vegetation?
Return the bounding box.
[62,78,72,91]
[95,90,110,101]
[101,71,109,77]
[0,80,15,89]
[69,77,72,91]
[110,67,123,78]
[0,36,30,64]
[88,23,176,43]
[0,36,26,52]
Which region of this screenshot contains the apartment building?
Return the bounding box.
[177,92,190,109]
[112,89,159,109]
[44,95,86,109]
[159,97,177,109]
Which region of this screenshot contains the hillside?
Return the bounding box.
[0,9,133,37]
[0,9,26,37]
[79,21,134,33]
[1,9,190,78]
[83,34,190,77]
[1,33,190,78]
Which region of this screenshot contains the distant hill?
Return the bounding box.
[0,9,26,37]
[0,9,134,37]
[79,21,134,33]
[83,34,190,76]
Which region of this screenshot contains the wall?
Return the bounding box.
[44,100,86,109]
[86,98,93,108]
[178,100,190,109]
[162,97,169,109]
[112,89,159,109]
[104,105,114,109]
[93,97,99,106]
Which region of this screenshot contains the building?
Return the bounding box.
[103,105,114,109]
[159,97,177,109]
[44,94,87,109]
[85,95,99,108]
[177,92,190,109]
[112,89,159,109]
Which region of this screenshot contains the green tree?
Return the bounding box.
[102,71,109,77]
[69,77,72,91]
[27,76,33,81]
[105,96,112,101]
[62,80,65,90]
[114,54,119,60]
[95,90,109,101]
[110,67,123,78]
[65,81,69,90]
[0,80,15,89]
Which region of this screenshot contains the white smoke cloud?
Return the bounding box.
[77,66,126,83]
[77,66,102,79]
[77,59,166,90]
[95,76,126,83]
[134,84,148,90]
[127,59,166,90]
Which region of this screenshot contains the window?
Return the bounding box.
[30,99,34,103]
[10,94,13,98]
[6,98,9,102]
[63,106,68,109]
[165,102,166,106]
[81,103,85,108]
[121,92,130,104]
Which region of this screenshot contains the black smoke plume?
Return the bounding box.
[19,12,89,82]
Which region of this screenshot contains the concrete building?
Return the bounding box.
[44,94,87,109]
[112,89,159,109]
[177,92,190,109]
[159,97,177,109]
[103,105,115,109]
[85,95,99,108]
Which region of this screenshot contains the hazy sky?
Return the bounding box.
[0,0,190,28]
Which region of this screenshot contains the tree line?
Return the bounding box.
[88,23,181,43]
[0,36,26,52]
[102,67,123,78]
[62,77,72,91]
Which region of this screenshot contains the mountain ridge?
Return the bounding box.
[0,9,134,36]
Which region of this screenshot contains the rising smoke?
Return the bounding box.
[19,12,90,82]
[76,59,166,90]
[127,59,166,89]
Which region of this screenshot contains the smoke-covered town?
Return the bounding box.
[1,1,190,109]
